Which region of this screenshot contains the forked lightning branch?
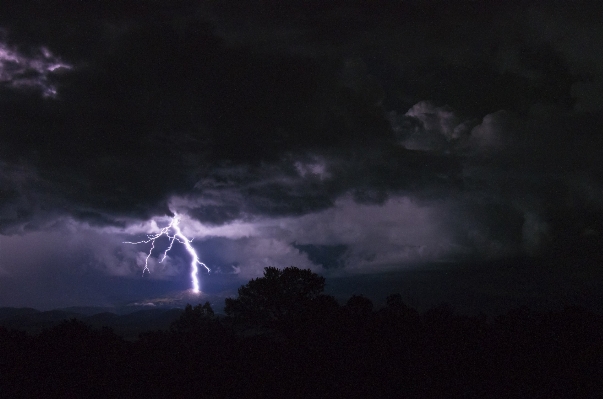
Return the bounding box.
[124,215,209,292]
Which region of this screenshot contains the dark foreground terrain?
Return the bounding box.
[1,267,602,398]
[2,302,602,398]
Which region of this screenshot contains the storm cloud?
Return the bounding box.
[0,1,602,309]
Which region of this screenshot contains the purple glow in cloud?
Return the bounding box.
[0,39,71,97]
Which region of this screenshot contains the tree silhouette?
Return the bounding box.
[171,302,215,333]
[224,266,325,326]
[345,294,374,317]
[2,294,603,397]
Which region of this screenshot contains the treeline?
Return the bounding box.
[1,267,602,398]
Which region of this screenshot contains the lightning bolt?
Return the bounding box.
[124,214,209,293]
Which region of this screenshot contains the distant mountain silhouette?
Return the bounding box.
[59,306,118,316]
[0,306,185,340]
[0,288,230,339]
[120,288,226,313]
[0,307,38,320]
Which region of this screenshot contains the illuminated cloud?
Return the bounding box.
[0,36,72,97]
[391,101,515,155]
[0,2,601,311]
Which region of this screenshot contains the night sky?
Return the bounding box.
[1,1,602,312]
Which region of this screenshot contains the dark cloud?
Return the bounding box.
[1,1,597,229]
[0,1,602,309]
[293,243,348,270]
[0,1,406,230]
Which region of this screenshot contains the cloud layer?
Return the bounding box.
[0,1,602,308]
